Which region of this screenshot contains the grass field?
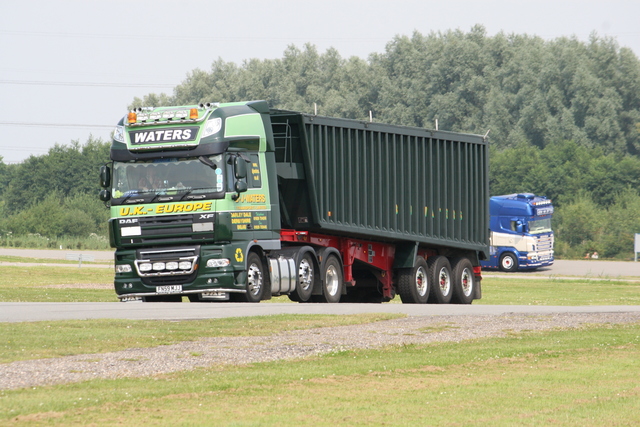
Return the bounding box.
[2,322,639,425]
[1,264,640,305]
[1,262,640,425]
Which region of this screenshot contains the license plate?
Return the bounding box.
[156,285,183,294]
[201,291,229,300]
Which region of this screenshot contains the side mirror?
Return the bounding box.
[234,156,247,179]
[99,189,111,202]
[99,165,111,188]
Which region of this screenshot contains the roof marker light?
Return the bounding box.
[190,108,198,120]
[127,112,137,124]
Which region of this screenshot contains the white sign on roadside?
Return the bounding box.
[635,233,640,262]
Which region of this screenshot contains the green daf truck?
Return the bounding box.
[99,100,489,303]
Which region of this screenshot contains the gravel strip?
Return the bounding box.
[2,312,639,390]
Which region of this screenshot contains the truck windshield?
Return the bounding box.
[111,155,225,203]
[529,218,552,234]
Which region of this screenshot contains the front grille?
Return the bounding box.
[118,213,215,246]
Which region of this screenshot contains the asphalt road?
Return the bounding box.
[1,249,639,322]
[1,301,640,323]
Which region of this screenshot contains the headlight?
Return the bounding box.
[179,261,192,270]
[152,262,165,271]
[115,264,132,273]
[139,263,153,272]
[202,117,222,138]
[113,125,125,143]
[165,262,179,270]
[207,258,230,268]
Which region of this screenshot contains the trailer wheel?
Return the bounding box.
[316,255,342,303]
[238,252,264,303]
[451,258,475,304]
[499,253,518,272]
[397,257,430,304]
[427,256,452,304]
[290,252,315,302]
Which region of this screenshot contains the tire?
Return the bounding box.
[451,257,475,304]
[397,257,430,304]
[427,256,453,304]
[238,252,264,303]
[499,253,518,272]
[315,255,342,303]
[290,252,315,302]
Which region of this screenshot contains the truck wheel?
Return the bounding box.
[427,256,452,304]
[451,258,475,304]
[316,255,342,303]
[397,257,429,304]
[241,252,264,303]
[499,253,518,272]
[290,252,315,302]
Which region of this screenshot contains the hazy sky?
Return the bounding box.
[1,0,639,164]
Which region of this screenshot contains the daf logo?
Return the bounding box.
[199,214,215,220]
[118,218,139,224]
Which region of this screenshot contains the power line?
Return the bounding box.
[0,80,175,88]
[0,121,113,129]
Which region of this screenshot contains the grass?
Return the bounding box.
[0,265,115,302]
[476,277,640,306]
[0,255,111,265]
[2,258,640,425]
[0,314,401,363]
[2,322,639,425]
[2,264,640,305]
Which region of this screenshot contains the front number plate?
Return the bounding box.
[156,285,183,294]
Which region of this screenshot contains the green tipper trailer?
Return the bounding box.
[99,100,489,304]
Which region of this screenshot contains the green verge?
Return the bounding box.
[0,314,402,363]
[0,266,115,302]
[2,323,639,426]
[476,277,640,306]
[2,265,640,305]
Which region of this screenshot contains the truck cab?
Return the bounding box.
[481,193,554,272]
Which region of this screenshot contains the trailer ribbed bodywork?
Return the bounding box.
[271,111,489,259]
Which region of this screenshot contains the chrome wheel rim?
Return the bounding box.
[247,263,263,296]
[415,266,428,297]
[325,264,340,296]
[439,267,451,296]
[460,267,473,297]
[298,258,313,291]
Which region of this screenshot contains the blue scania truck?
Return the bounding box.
[480,193,554,272]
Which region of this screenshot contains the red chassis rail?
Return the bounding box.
[280,229,470,300]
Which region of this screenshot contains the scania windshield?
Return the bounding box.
[111,155,225,205]
[529,218,552,234]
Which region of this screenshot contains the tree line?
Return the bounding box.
[1,26,640,257]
